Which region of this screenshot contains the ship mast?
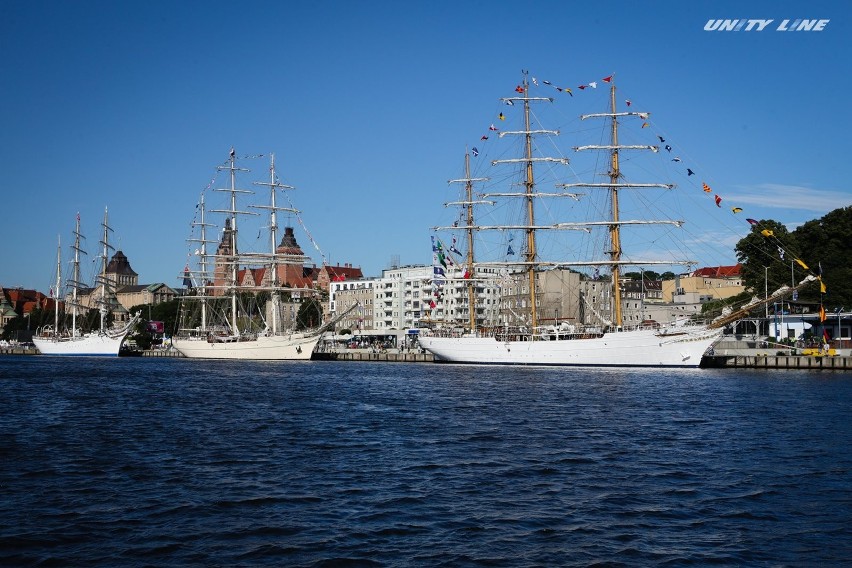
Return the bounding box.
[251,153,298,334]
[53,235,61,337]
[212,149,254,335]
[69,213,85,338]
[464,153,476,332]
[521,74,539,330]
[569,81,695,328]
[608,85,624,328]
[188,194,217,331]
[98,207,115,334]
[441,152,490,333]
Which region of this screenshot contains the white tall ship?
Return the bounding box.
[33,210,139,356]
[172,150,347,360]
[418,73,812,367]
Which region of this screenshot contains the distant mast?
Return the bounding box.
[212,149,255,335]
[69,213,86,337]
[188,194,216,331]
[251,153,298,335]
[53,235,61,337]
[97,207,115,333]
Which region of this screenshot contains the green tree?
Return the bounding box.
[791,206,852,307]
[734,207,852,310]
[296,298,323,330]
[734,219,794,293]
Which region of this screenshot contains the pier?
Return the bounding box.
[313,350,434,363]
[703,354,852,370]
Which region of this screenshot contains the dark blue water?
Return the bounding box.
[1,357,850,566]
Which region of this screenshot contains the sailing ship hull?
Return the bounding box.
[418,327,723,367]
[33,332,129,357]
[172,333,321,360]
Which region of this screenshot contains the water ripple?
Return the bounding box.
[1,358,851,566]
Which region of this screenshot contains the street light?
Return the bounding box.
[837,307,844,349]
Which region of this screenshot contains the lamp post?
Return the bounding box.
[837,307,845,349]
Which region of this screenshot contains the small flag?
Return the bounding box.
[819,277,827,294]
[481,135,488,140]
[658,136,665,143]
[489,124,498,131]
[542,80,552,85]
[820,305,826,322]
[687,169,695,176]
[777,246,785,260]
[746,218,759,225]
[703,183,712,193]
[761,229,775,237]
[625,100,631,107]
[731,207,743,214]
[499,112,505,120]
[714,195,722,207]
[588,81,597,89]
[507,245,515,255]
[665,145,672,152]
[602,75,613,83]
[532,77,538,86]
[794,258,809,270]
[672,157,681,162]
[229,147,235,157]
[505,99,514,106]
[515,85,524,93]
[578,85,587,90]
[642,122,649,128]
[471,147,479,157]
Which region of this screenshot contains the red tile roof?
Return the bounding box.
[690,264,742,278]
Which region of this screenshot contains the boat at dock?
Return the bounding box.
[33,210,139,356]
[172,150,349,360]
[418,72,814,367]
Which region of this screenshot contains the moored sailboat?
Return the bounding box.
[172,150,347,360]
[419,72,740,367]
[33,210,139,356]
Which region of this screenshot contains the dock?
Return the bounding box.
[702,354,852,370]
[313,350,434,363]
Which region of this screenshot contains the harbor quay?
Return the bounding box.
[3,345,852,369]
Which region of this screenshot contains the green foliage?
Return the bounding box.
[623,270,661,281]
[791,206,852,308]
[296,298,323,331]
[127,298,181,348]
[734,207,852,309]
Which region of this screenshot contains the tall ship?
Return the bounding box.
[33,210,139,356]
[418,72,812,367]
[172,150,347,360]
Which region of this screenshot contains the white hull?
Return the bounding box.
[33,332,128,357]
[418,326,723,367]
[172,332,321,360]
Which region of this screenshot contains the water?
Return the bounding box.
[1,357,850,566]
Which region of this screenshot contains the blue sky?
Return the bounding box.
[1,0,849,292]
